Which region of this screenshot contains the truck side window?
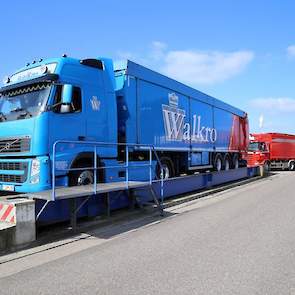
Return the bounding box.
[53,86,82,113]
[72,87,82,112]
[260,142,267,152]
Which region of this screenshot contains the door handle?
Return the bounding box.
[78,136,86,141]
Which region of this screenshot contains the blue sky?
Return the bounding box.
[1,0,295,134]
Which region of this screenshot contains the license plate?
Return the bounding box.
[2,185,14,192]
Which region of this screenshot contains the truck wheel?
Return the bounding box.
[263,161,270,174]
[213,154,222,172]
[223,155,230,171]
[231,154,239,169]
[156,157,175,179]
[289,161,295,171]
[69,159,94,186]
[70,170,94,186]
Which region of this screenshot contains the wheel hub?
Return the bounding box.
[77,170,94,185]
[216,159,222,171]
[160,164,170,179]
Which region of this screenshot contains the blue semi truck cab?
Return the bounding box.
[0,57,120,193]
[0,56,248,194]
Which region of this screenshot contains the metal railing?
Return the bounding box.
[51,140,165,202]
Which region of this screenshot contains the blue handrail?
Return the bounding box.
[51,140,165,202]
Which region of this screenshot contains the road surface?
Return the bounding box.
[0,172,295,294]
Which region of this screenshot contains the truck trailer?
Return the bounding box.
[0,56,249,194]
[248,133,295,171]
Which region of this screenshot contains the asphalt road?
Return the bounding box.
[1,172,295,295]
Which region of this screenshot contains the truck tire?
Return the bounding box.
[69,159,94,186]
[156,157,175,179]
[231,154,239,169]
[288,161,295,171]
[223,154,230,171]
[263,161,270,174]
[69,170,94,186]
[213,154,222,172]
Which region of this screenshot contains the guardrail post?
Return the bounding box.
[149,148,152,185]
[94,146,97,194]
[51,141,57,201]
[160,167,164,204]
[126,145,129,188]
[151,147,165,205]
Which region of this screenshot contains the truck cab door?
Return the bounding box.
[48,85,86,148]
[84,85,117,158]
[84,85,107,142]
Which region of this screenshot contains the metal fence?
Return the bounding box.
[51,140,165,202]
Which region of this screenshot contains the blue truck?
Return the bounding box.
[0,56,249,194]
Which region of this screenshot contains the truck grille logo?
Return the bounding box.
[4,143,11,150]
[0,138,21,153]
[0,137,30,154]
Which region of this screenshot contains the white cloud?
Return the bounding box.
[150,41,167,60]
[287,45,295,58]
[250,97,295,113]
[117,42,254,86]
[161,50,254,85]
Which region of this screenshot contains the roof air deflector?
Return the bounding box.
[80,59,104,70]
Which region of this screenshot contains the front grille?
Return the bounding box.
[0,162,22,170]
[0,174,22,183]
[246,154,257,166]
[0,161,28,183]
[0,137,30,154]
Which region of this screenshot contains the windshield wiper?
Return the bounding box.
[0,112,7,122]
[11,107,32,119]
[11,107,26,113]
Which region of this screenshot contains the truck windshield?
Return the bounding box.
[0,83,51,122]
[249,142,267,152]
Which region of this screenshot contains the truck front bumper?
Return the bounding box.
[0,156,51,193]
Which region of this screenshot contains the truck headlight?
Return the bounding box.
[31,159,40,184]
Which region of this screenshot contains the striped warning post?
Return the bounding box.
[0,203,16,224]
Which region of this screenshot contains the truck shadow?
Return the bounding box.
[266,171,294,177]
[86,209,176,240]
[37,207,177,246]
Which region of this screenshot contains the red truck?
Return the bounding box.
[247,133,295,171]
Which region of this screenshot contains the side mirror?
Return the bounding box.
[61,84,73,104]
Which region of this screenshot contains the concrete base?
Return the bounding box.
[0,197,35,251]
[0,223,15,251]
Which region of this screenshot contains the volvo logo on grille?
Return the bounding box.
[0,138,21,153]
[4,143,11,151]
